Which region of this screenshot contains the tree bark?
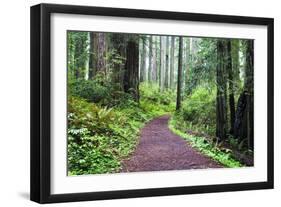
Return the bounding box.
[226,40,235,134]
[97,33,106,75]
[233,40,254,150]
[156,36,160,83]
[170,36,175,89]
[111,33,127,89]
[231,39,240,84]
[245,40,254,150]
[152,36,157,81]
[88,32,97,79]
[140,37,147,82]
[216,40,228,140]
[148,35,153,82]
[165,36,170,88]
[176,37,183,110]
[160,36,165,92]
[233,91,248,140]
[184,38,190,91]
[124,38,139,102]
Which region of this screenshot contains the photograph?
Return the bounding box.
[30,3,273,203]
[66,31,254,176]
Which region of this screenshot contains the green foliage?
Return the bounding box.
[180,86,216,135]
[68,78,108,104]
[185,38,217,94]
[68,130,120,175]
[67,96,143,175]
[67,31,89,78]
[168,117,242,168]
[106,48,126,70]
[140,83,176,116]
[68,75,135,107]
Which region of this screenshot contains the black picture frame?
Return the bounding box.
[30,3,274,204]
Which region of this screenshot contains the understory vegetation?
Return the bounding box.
[180,86,217,136]
[171,85,253,166]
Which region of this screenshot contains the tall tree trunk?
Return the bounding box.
[170,36,175,89]
[176,37,183,110]
[165,36,170,88]
[97,33,106,75]
[88,32,96,79]
[216,40,228,140]
[160,36,165,92]
[148,35,153,82]
[67,32,75,78]
[111,33,127,90]
[156,36,160,83]
[187,37,194,94]
[159,37,162,89]
[233,40,254,150]
[184,38,190,91]
[231,39,240,85]
[140,37,147,82]
[182,38,186,93]
[152,36,157,81]
[124,38,139,102]
[245,40,254,150]
[181,38,188,100]
[74,39,82,79]
[226,40,235,134]
[233,91,247,140]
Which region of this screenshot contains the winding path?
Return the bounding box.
[121,115,222,172]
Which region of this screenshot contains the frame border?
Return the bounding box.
[30,3,274,203]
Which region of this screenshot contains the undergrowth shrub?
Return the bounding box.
[68,75,135,107]
[139,83,176,116]
[68,78,109,104]
[68,96,144,175]
[180,86,216,135]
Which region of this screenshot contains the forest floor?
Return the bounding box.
[121,115,222,172]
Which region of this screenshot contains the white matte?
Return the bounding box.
[50,13,268,194]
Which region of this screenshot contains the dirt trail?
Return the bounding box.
[121,115,222,172]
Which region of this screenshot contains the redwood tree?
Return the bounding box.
[96,33,106,75]
[123,38,140,102]
[216,40,228,140]
[176,37,183,110]
[170,36,175,89]
[164,36,170,88]
[226,40,235,134]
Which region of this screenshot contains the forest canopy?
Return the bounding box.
[67,31,254,175]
